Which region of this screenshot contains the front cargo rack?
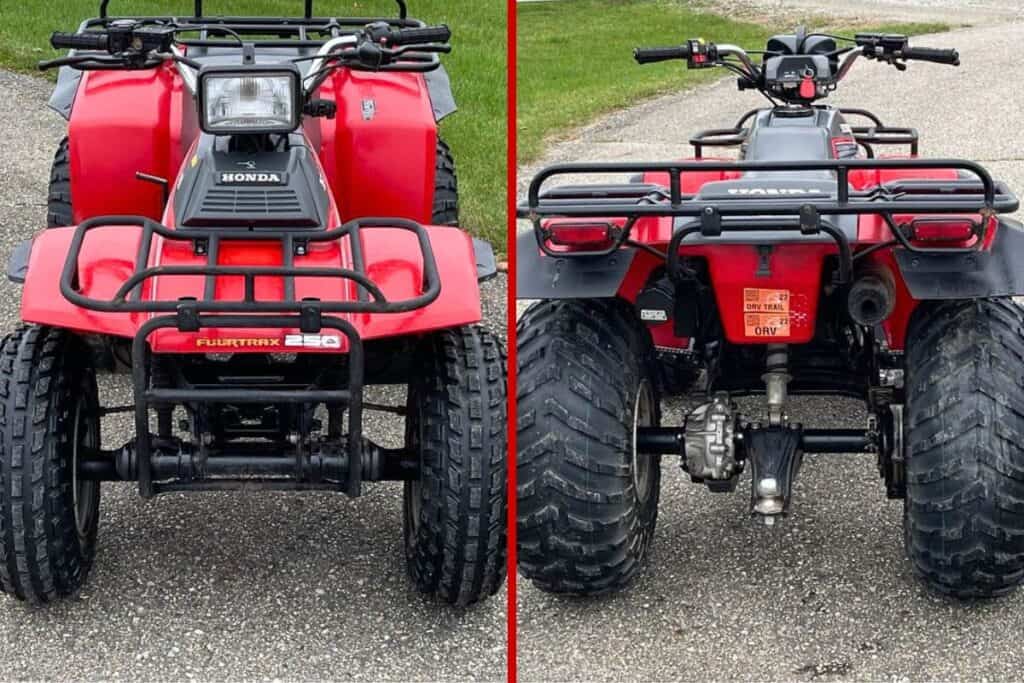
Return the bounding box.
[518,158,1019,284]
[60,214,439,499]
[61,215,440,319]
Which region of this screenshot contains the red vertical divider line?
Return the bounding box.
[506,0,518,680]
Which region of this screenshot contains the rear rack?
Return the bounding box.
[519,158,1019,284]
[690,108,919,159]
[99,0,409,21]
[83,2,439,69]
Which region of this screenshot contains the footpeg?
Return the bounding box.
[744,424,803,522]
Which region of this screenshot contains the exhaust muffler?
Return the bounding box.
[847,267,895,327]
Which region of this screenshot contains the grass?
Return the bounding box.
[0,0,506,247]
[517,0,947,163]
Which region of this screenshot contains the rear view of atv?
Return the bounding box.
[0,1,505,607]
[517,28,1024,598]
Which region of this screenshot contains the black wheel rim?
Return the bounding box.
[403,386,423,550]
[71,393,99,540]
[632,380,656,504]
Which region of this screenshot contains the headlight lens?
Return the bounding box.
[200,71,300,134]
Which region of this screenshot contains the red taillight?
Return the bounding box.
[546,222,614,249]
[911,219,976,243]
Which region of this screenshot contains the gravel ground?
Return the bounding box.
[0,69,507,681]
[516,17,1024,683]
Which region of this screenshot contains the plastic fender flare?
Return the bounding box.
[515,231,636,299]
[894,219,1024,299]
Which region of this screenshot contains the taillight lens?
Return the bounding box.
[545,222,614,250]
[911,219,977,243]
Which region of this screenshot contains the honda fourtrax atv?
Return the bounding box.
[517,29,1024,599]
[0,1,506,607]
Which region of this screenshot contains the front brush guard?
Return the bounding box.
[59,215,441,498]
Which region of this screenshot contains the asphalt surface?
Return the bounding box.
[516,17,1024,683]
[0,69,507,681]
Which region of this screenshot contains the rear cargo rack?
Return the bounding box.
[690,107,920,159]
[519,158,1019,284]
[83,2,441,70]
[61,214,439,499]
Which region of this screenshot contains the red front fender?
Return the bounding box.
[19,223,483,353]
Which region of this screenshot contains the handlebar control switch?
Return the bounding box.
[106,19,141,54]
[686,39,716,69]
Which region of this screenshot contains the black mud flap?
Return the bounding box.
[7,239,32,284]
[895,219,1024,299]
[474,238,498,283]
[515,231,636,299]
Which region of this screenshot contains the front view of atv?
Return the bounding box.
[0,1,505,607]
[517,28,1024,599]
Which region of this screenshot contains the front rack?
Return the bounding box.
[61,215,440,327]
[519,158,1020,284]
[690,108,919,159]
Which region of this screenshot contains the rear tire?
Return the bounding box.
[403,326,507,606]
[904,299,1024,598]
[47,137,73,228]
[431,139,459,226]
[0,325,101,603]
[517,299,661,595]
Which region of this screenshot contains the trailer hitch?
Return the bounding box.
[744,423,803,522]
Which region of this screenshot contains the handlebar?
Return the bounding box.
[901,46,960,66]
[387,25,451,46]
[634,45,690,64]
[50,31,109,51]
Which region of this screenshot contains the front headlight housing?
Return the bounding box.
[197,65,302,135]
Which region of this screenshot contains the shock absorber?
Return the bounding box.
[762,344,790,426]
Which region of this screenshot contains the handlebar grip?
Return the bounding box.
[50,31,109,51]
[634,46,691,64]
[389,25,451,46]
[901,46,960,66]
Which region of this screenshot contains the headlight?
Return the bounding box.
[197,66,302,135]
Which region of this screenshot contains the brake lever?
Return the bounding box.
[38,54,137,71]
[391,44,451,56]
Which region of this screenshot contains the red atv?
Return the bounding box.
[0,1,505,606]
[517,29,1024,598]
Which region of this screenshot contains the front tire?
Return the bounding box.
[403,326,507,606]
[47,137,73,228]
[0,325,101,603]
[904,299,1024,598]
[431,139,459,226]
[517,299,661,595]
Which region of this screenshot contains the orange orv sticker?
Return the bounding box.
[743,288,791,337]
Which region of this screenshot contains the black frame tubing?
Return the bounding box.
[520,158,1017,284]
[60,216,440,315]
[131,314,365,498]
[99,0,408,20]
